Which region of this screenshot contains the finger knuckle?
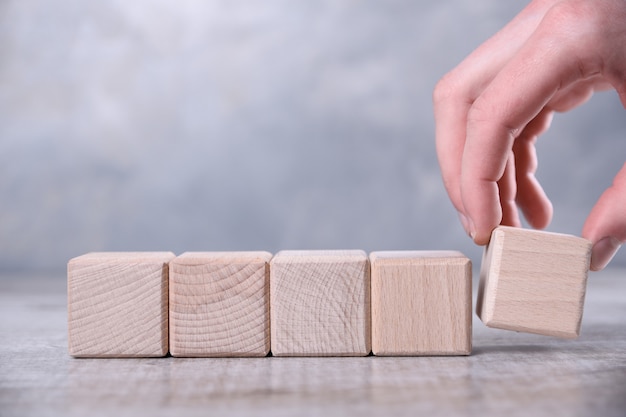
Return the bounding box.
[433,74,459,105]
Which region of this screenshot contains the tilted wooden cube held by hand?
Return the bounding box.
[477,226,593,339]
[169,251,271,357]
[269,250,371,356]
[370,251,472,356]
[67,252,175,357]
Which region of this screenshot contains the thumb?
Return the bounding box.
[582,163,626,271]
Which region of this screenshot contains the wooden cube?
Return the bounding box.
[67,252,174,357]
[270,250,370,356]
[169,251,271,357]
[477,226,592,338]
[370,251,472,356]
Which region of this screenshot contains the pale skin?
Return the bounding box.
[434,0,626,271]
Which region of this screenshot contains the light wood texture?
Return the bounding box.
[3,270,626,417]
[67,252,175,357]
[169,251,271,357]
[270,250,370,356]
[477,226,592,338]
[370,251,472,356]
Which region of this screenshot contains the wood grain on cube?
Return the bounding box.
[169,252,271,357]
[270,250,370,356]
[67,252,174,357]
[477,226,592,338]
[370,251,472,356]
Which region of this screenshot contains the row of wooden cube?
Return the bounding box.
[68,250,472,357]
[68,226,594,358]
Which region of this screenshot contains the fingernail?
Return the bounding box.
[458,213,470,234]
[590,236,622,271]
[467,216,476,241]
[458,213,476,240]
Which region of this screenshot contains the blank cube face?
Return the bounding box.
[169,252,271,357]
[477,226,592,338]
[67,252,174,357]
[270,250,370,356]
[370,251,472,356]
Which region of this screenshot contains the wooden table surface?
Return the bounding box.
[1,269,625,417]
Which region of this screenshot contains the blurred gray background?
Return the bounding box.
[1,0,625,272]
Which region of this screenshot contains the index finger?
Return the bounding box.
[434,84,471,216]
[434,1,549,237]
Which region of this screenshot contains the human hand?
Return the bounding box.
[433,0,626,270]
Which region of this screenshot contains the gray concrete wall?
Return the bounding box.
[1,0,625,271]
